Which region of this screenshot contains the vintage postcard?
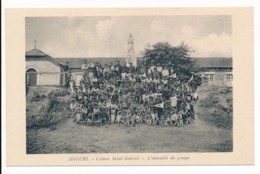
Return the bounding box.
[6,8,254,166]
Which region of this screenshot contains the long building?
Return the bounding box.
[25,48,232,87]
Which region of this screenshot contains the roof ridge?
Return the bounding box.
[26,48,65,66]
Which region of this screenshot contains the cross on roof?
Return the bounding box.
[34,40,37,49]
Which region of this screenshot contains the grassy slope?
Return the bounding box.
[196,86,233,129]
[26,86,71,128]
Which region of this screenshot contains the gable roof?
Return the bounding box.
[26,48,65,67]
[26,48,47,57]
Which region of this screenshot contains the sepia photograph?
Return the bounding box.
[5,7,254,166]
[25,15,233,154]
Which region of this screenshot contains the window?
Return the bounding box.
[26,68,37,86]
[227,74,233,81]
[205,73,214,85]
[226,73,233,86]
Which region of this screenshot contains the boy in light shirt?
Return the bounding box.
[170,94,178,107]
[162,67,169,77]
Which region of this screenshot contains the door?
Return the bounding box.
[75,74,83,86]
[26,69,37,86]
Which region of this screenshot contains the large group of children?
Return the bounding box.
[68,60,198,127]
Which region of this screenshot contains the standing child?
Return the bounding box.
[110,107,116,124]
[177,110,184,127]
[151,110,158,125]
[170,109,178,127]
[70,99,77,116]
[75,109,82,122]
[116,109,123,124]
[81,105,88,121]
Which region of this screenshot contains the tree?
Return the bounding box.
[142,42,201,84]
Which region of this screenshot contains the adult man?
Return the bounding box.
[65,70,72,90]
[129,63,136,74]
[153,68,160,80]
[93,62,100,78]
[110,62,115,74]
[81,60,89,79]
[103,64,110,79]
[121,62,129,73]
[64,61,70,88]
[115,60,122,77]
[81,60,88,70]
[111,90,119,103]
[114,65,120,78]
[64,62,70,72]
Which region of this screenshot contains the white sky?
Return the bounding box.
[26,16,232,58]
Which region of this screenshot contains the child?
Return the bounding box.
[116,109,123,124]
[129,107,136,126]
[106,99,112,113]
[74,109,82,122]
[135,109,142,124]
[177,110,184,127]
[144,107,151,125]
[170,94,178,107]
[110,107,116,124]
[147,67,152,79]
[151,110,158,125]
[170,109,178,127]
[81,106,88,120]
[70,100,77,114]
[93,104,100,120]
[120,110,128,126]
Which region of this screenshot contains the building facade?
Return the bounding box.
[193,58,233,87]
[25,48,232,87]
[26,48,65,86]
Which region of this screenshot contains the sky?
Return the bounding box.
[26,16,232,58]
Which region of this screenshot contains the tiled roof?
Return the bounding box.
[192,57,232,68]
[56,57,126,68]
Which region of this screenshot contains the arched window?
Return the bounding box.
[26,68,37,86]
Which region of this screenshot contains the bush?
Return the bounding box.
[27,87,71,129]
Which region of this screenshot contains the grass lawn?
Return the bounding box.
[26,86,233,153]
